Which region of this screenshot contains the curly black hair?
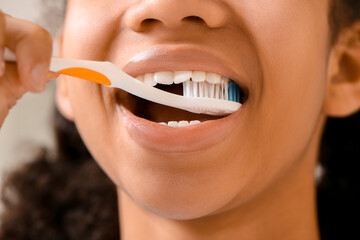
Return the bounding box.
[0,109,120,240]
[0,1,360,239]
[318,1,360,239]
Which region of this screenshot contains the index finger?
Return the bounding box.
[4,14,53,92]
[0,11,6,76]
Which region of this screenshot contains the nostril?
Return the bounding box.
[126,0,228,31]
[182,16,206,24]
[142,18,161,27]
[143,18,158,24]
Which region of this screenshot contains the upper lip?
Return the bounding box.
[122,45,246,88]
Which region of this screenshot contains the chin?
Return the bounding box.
[128,188,229,220]
[118,159,240,221]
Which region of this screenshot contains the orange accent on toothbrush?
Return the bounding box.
[58,67,112,86]
[3,47,241,115]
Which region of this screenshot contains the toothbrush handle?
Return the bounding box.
[4,48,241,115]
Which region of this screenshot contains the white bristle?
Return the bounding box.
[193,82,198,97]
[181,78,232,101]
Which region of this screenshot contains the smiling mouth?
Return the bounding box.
[116,69,248,127]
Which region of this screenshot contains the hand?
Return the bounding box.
[0,11,55,127]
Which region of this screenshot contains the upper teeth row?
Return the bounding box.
[136,71,229,87]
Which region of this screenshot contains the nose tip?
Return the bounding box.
[125,0,228,31]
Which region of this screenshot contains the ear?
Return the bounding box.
[324,21,360,117]
[55,30,74,121]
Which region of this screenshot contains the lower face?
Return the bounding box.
[61,0,331,219]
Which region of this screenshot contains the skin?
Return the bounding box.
[1,0,360,239]
[0,11,54,126]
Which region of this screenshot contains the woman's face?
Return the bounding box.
[59,0,330,219]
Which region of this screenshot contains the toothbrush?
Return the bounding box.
[4,49,241,116]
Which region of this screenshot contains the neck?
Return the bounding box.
[117,122,324,240]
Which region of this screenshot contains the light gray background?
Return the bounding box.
[0,0,63,179]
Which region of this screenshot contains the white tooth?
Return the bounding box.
[189,120,201,125]
[221,76,230,84]
[174,71,192,84]
[206,73,221,84]
[168,121,178,127]
[192,81,198,97]
[144,73,157,86]
[154,71,174,85]
[192,71,206,82]
[136,75,144,82]
[178,121,189,127]
[159,122,167,125]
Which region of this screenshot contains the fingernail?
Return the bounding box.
[31,63,48,90]
[0,49,4,76]
[47,71,60,81]
[0,61,5,77]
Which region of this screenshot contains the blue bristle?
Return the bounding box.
[236,84,240,103]
[233,83,237,102]
[233,86,237,102]
[228,81,241,103]
[228,82,234,101]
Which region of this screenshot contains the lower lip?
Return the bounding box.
[119,105,243,152]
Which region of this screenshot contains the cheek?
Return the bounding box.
[61,2,134,184]
[64,79,139,192]
[220,0,330,202]
[65,79,121,178]
[244,1,329,138]
[63,1,126,59]
[251,1,330,145]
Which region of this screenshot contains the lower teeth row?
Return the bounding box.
[158,120,201,127]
